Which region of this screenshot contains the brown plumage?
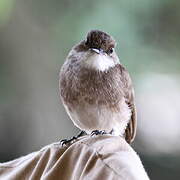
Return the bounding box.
[86,30,116,52]
[59,30,137,143]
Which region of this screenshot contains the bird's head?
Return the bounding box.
[85,30,116,55]
[70,30,120,71]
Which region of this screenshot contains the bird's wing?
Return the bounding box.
[120,66,137,144]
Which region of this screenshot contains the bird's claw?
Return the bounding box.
[91,130,107,136]
[60,137,76,146]
[60,131,85,147]
[91,129,114,136]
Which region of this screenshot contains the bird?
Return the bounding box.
[59,30,137,144]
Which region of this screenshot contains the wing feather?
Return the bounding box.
[120,66,137,143]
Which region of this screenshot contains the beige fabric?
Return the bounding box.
[0,135,149,180]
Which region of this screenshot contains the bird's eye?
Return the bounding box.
[108,48,114,54]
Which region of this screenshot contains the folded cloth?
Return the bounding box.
[0,135,149,180]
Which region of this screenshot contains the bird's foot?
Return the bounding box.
[91,130,107,136]
[91,129,114,136]
[60,131,85,146]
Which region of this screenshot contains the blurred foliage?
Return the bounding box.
[0,0,14,25]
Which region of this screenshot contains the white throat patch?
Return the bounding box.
[84,54,117,71]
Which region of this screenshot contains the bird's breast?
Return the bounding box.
[60,64,125,110]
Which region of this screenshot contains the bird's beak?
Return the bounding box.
[91,48,104,54]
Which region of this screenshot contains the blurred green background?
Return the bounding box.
[0,0,180,179]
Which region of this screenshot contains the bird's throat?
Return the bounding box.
[84,54,117,71]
